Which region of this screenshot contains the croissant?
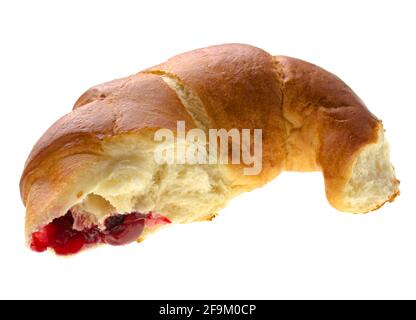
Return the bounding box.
[20,44,399,255]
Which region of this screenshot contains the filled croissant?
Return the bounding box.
[20,44,399,255]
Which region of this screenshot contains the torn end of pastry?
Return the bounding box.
[25,137,233,255]
[336,128,400,213]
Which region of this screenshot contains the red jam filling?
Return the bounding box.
[30,211,171,255]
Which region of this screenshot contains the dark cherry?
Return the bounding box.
[30,211,167,255]
[102,213,146,246]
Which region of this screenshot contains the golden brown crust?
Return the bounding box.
[147,44,286,187]
[21,73,196,202]
[145,45,381,203]
[274,56,381,209]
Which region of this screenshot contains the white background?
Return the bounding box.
[0,0,415,299]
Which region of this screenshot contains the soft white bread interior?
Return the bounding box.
[74,137,231,227]
[343,128,399,212]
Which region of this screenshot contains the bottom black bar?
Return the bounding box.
[0,299,403,318]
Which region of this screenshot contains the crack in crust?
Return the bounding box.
[144,70,211,132]
[272,57,291,170]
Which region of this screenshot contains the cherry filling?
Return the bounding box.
[102,213,146,246]
[30,211,171,255]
